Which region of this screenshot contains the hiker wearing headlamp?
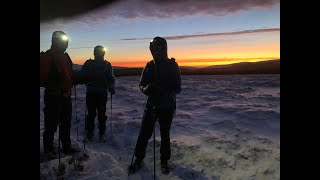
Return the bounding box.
[40,31,79,155]
[129,37,181,174]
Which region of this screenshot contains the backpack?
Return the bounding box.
[40,51,56,87]
[86,59,110,88]
[40,51,72,87]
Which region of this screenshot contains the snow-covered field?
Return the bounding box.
[40,74,280,180]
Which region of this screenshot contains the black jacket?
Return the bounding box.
[139,58,181,109]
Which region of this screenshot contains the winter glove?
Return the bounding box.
[142,83,162,96]
[141,83,153,95]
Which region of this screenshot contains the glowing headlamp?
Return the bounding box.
[61,35,68,41]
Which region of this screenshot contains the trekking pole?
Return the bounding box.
[58,122,61,165]
[74,85,78,141]
[153,106,156,180]
[110,94,113,137]
[128,149,135,176]
[84,103,87,150]
[128,121,144,176]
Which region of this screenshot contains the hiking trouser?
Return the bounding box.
[85,92,107,136]
[43,94,72,153]
[134,107,174,161]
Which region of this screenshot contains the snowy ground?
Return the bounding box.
[40,74,280,180]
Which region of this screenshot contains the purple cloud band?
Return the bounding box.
[120,28,280,41]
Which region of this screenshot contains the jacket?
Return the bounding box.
[40,48,73,94]
[139,58,181,109]
[80,58,115,94]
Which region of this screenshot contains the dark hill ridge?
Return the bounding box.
[73,59,280,76]
[194,59,280,75]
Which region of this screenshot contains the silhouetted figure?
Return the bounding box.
[40,31,79,155]
[80,45,115,143]
[131,37,181,174]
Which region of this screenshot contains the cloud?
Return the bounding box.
[68,46,94,49]
[119,28,280,41]
[117,0,280,18]
[40,0,119,22]
[40,0,279,36]
[47,0,279,26]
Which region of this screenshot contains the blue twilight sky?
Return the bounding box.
[40,0,280,67]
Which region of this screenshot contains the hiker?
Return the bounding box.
[130,37,181,174]
[40,31,79,155]
[80,45,115,143]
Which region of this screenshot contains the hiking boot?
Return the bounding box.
[161,160,170,174]
[99,135,106,143]
[63,147,80,155]
[128,158,143,174]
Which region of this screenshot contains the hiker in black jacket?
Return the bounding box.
[130,37,181,174]
[80,45,115,143]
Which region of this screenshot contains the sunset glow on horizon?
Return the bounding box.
[41,1,280,68]
[72,57,280,68]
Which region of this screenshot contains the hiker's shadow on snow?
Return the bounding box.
[171,163,217,180]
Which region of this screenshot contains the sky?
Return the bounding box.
[40,0,280,67]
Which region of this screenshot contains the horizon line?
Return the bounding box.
[73,58,280,68]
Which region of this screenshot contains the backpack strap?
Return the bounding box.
[40,50,59,88]
[42,50,56,72]
[87,58,94,79]
[104,60,110,72]
[151,58,175,83]
[152,60,158,83]
[65,52,73,66]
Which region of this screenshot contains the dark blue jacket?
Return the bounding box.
[80,58,115,94]
[140,58,181,109]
